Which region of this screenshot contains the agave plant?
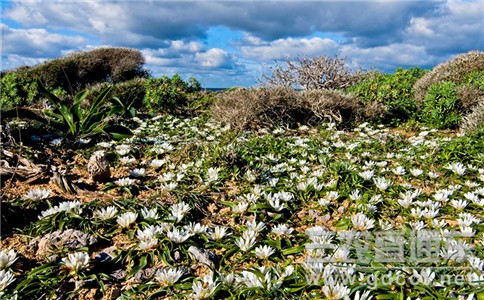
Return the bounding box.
[37,79,133,141]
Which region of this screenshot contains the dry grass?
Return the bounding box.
[460,101,484,133]
[211,86,361,130]
[413,51,484,107]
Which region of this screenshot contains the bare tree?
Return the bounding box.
[263,55,363,90]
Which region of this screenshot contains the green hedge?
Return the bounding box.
[347,67,426,125]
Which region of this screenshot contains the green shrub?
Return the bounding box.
[0,73,39,108]
[0,73,68,109]
[413,51,484,107]
[5,47,149,95]
[142,74,201,113]
[347,67,426,124]
[85,78,147,113]
[421,81,461,129]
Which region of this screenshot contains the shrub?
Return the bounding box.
[263,55,363,90]
[421,81,461,129]
[413,51,484,107]
[211,86,361,129]
[347,67,426,124]
[0,73,40,108]
[456,70,484,110]
[0,73,68,109]
[143,74,201,113]
[460,101,484,134]
[85,78,147,113]
[5,47,149,95]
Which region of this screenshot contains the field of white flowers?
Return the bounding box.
[1,114,483,299]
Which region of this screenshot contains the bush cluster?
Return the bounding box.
[142,74,201,113]
[1,47,148,108]
[263,55,363,90]
[347,67,426,125]
[413,51,484,107]
[211,86,361,129]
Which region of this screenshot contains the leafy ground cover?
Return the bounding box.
[1,114,483,299]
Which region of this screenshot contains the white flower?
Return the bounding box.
[267,197,285,212]
[412,268,435,286]
[379,219,393,230]
[209,226,230,240]
[318,198,331,206]
[136,225,158,241]
[246,218,265,233]
[468,256,483,271]
[349,189,362,201]
[184,222,208,235]
[351,213,375,231]
[322,280,350,300]
[116,211,138,228]
[170,202,191,222]
[255,245,275,259]
[61,252,89,275]
[141,207,159,220]
[93,206,118,220]
[137,237,158,250]
[150,159,166,168]
[114,177,138,186]
[354,290,373,300]
[272,224,294,236]
[236,270,264,288]
[119,156,136,165]
[410,168,424,177]
[392,166,406,175]
[190,273,219,299]
[232,201,249,214]
[451,199,468,210]
[0,250,17,270]
[445,162,466,175]
[359,170,374,180]
[24,189,51,201]
[0,270,15,291]
[167,228,191,243]
[410,220,426,230]
[115,144,131,156]
[206,167,220,183]
[129,168,145,178]
[245,170,257,182]
[154,267,184,286]
[373,177,391,191]
[235,235,257,252]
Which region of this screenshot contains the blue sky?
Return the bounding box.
[1,0,483,88]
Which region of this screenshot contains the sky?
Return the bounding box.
[1,0,483,88]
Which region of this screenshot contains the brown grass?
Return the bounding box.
[211,86,361,130]
[413,51,484,107]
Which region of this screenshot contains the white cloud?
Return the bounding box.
[195,48,232,68]
[340,43,435,70]
[241,36,339,61]
[1,23,87,58]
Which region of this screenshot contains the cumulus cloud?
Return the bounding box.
[1,0,482,87]
[1,24,87,58]
[241,36,339,61]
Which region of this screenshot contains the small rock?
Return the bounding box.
[188,246,219,269]
[29,229,97,258]
[87,150,111,182]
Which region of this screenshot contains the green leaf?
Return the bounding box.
[281,245,304,256]
[104,124,133,140]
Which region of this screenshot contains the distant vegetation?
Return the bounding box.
[0,48,483,299]
[1,48,483,138]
